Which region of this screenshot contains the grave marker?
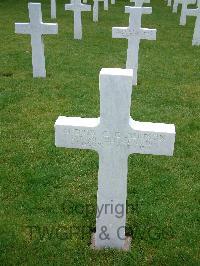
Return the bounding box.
[51,0,56,19]
[65,0,91,40]
[186,0,200,45]
[167,0,172,7]
[173,0,182,13]
[15,3,58,78]
[180,0,196,25]
[112,6,156,85]
[100,0,109,11]
[55,68,176,249]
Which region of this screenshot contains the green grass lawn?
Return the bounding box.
[0,0,200,265]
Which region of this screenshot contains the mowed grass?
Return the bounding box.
[0,0,200,264]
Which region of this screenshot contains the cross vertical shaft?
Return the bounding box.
[51,0,56,19]
[95,69,133,248]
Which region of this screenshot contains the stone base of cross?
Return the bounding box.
[55,68,176,249]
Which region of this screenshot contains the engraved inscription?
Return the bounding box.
[114,28,141,38]
[63,128,166,149]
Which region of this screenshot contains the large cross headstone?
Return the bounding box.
[65,0,91,40]
[186,0,200,45]
[180,0,196,25]
[173,0,182,13]
[112,6,156,85]
[51,0,56,19]
[15,3,58,78]
[55,68,176,249]
[130,0,150,7]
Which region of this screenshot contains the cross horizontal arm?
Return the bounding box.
[125,6,152,15]
[41,23,58,35]
[65,4,74,11]
[80,4,91,11]
[15,23,31,34]
[127,119,176,156]
[140,28,157,40]
[55,116,99,151]
[112,27,129,39]
[130,0,151,4]
[186,8,198,16]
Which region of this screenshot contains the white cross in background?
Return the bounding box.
[15,3,58,78]
[51,0,56,19]
[167,0,172,7]
[173,0,182,13]
[180,0,197,25]
[65,0,91,40]
[112,6,156,85]
[186,0,200,45]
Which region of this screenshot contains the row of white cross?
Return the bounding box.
[15,1,155,82]
[15,1,176,250]
[51,0,145,22]
[165,0,200,45]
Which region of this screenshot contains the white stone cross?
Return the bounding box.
[180,0,196,25]
[65,0,91,40]
[112,6,156,85]
[111,0,116,4]
[100,0,109,11]
[93,0,109,22]
[186,0,200,45]
[55,68,176,249]
[15,3,58,78]
[173,0,183,13]
[93,0,99,22]
[167,0,172,7]
[51,0,56,19]
[130,0,150,7]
